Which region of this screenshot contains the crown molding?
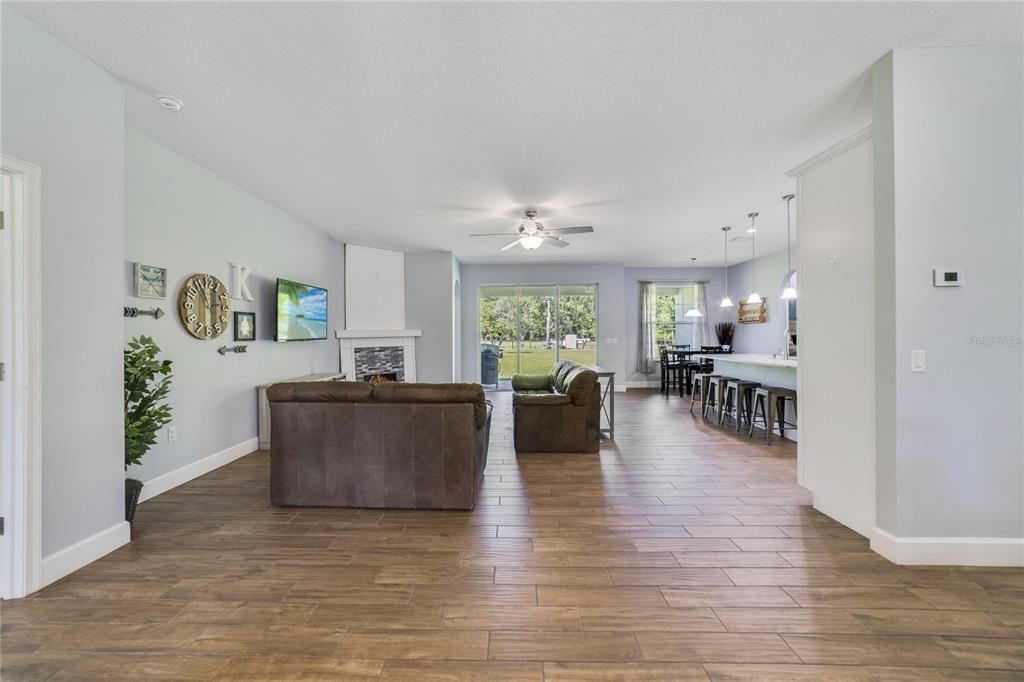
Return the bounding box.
[787,124,873,178]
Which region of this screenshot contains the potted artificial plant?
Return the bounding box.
[124,335,173,523]
[715,322,735,350]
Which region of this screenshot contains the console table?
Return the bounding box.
[587,365,615,440]
[257,372,347,449]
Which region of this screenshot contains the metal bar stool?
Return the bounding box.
[681,358,714,396]
[749,386,798,444]
[719,380,761,431]
[689,369,719,414]
[702,375,734,421]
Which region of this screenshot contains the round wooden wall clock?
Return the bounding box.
[178,273,231,339]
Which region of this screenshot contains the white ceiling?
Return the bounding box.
[14,2,1022,265]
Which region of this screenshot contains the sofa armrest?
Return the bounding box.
[511,374,553,392]
[514,393,572,406]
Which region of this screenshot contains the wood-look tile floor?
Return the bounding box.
[3,390,1023,681]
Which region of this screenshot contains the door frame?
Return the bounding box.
[1,155,43,598]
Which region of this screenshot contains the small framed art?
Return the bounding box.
[234,311,256,341]
[134,263,167,299]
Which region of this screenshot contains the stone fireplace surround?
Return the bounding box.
[336,329,421,383]
[354,347,404,382]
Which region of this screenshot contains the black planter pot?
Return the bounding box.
[125,478,144,523]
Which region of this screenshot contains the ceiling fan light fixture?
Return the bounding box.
[520,235,544,250]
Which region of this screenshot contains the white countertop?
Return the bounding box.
[694,353,797,369]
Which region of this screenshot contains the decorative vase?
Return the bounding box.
[125,478,144,523]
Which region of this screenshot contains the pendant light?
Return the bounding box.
[746,212,762,304]
[684,257,703,318]
[780,193,797,300]
[719,226,734,307]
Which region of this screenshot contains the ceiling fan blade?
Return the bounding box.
[544,226,593,235]
[499,238,522,252]
[470,232,516,237]
[544,235,570,248]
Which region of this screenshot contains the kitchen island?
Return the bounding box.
[692,353,797,390]
[693,354,798,440]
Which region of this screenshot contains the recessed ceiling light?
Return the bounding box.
[156,95,183,111]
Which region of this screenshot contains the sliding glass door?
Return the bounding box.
[479,284,598,387]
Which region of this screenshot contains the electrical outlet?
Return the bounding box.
[167,425,178,442]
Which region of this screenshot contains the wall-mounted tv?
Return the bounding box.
[275,278,328,342]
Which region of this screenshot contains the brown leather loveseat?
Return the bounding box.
[267,381,492,510]
[511,360,600,453]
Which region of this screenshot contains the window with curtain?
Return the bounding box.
[637,282,706,373]
[654,284,697,347]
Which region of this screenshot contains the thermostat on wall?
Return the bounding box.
[933,268,964,287]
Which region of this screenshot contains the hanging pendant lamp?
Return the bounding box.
[684,257,703,318]
[746,212,762,304]
[719,226,734,307]
[781,194,797,300]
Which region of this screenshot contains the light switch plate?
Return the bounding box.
[168,425,178,442]
[911,350,926,373]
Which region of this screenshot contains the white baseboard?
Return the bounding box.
[41,521,130,589]
[625,381,661,389]
[870,527,1024,567]
[139,437,258,503]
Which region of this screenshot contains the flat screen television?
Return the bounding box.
[275,278,328,342]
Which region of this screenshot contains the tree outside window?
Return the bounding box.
[655,285,696,347]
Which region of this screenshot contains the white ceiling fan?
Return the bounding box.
[470,210,594,251]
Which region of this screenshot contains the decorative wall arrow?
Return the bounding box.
[124,306,165,319]
[218,345,249,355]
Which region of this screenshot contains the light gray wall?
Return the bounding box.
[876,46,1023,540]
[2,9,127,556]
[452,258,463,382]
[405,251,455,383]
[725,249,792,355]
[124,128,345,482]
[872,53,900,534]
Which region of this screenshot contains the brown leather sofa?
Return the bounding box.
[267,381,492,510]
[511,360,601,453]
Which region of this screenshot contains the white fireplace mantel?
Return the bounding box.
[335,329,421,382]
[335,329,422,339]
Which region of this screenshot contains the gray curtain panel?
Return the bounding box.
[692,282,711,348]
[636,281,657,374]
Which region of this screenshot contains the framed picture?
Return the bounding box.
[234,311,256,341]
[737,298,767,324]
[134,263,167,299]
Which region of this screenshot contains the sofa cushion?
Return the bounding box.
[514,393,572,406]
[267,381,373,403]
[511,373,553,392]
[552,360,576,394]
[563,366,598,406]
[373,382,487,429]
